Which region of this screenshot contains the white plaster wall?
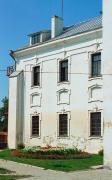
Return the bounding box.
[103,0,112,168]
[8,72,24,149]
[9,30,103,153]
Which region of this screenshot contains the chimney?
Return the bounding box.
[51,16,63,38]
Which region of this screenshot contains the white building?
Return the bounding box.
[8,15,103,153]
[103,0,112,168]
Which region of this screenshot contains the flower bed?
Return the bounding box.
[11,146,91,159]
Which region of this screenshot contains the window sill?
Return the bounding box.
[31,85,41,89]
[30,104,41,108]
[88,136,103,140]
[57,81,70,86]
[57,136,70,139]
[88,76,102,81]
[88,99,103,103]
[30,136,41,139]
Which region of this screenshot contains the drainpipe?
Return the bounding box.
[9,50,16,71]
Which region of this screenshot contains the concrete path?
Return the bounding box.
[0,159,112,180]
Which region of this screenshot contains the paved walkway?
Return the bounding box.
[0,159,112,180]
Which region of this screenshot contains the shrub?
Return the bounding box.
[17,143,25,150]
[98,149,103,156]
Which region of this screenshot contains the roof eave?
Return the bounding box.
[12,27,102,57]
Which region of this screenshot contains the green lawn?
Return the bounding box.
[0,167,14,174]
[0,149,103,172]
[0,175,29,180]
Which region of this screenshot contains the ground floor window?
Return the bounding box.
[90,112,101,137]
[59,114,68,137]
[31,115,39,136]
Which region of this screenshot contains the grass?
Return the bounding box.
[0,149,103,172]
[0,175,30,180]
[0,167,14,174]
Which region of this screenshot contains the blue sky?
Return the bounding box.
[0,0,102,106]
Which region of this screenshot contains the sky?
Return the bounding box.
[0,0,102,107]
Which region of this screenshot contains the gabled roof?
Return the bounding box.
[13,16,102,53]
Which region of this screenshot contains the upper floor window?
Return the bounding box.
[59,60,68,82]
[59,114,68,137]
[31,34,40,45]
[31,115,39,137]
[91,53,101,77]
[32,66,40,86]
[90,112,101,137]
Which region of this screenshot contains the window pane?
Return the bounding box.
[33,66,40,86]
[91,53,101,77]
[59,114,68,137]
[32,116,39,136]
[90,112,101,136]
[59,60,68,82]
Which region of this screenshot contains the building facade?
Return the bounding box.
[8,15,103,153]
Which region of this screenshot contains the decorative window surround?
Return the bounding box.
[57,57,71,84]
[57,111,71,139]
[88,109,103,139]
[57,89,71,105]
[30,93,42,107]
[88,50,102,79]
[31,61,42,88]
[30,113,41,138]
[88,84,103,103]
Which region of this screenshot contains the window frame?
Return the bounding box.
[57,112,70,138]
[31,34,40,45]
[57,57,71,84]
[90,112,102,137]
[32,65,40,87]
[30,114,41,138]
[91,52,101,78]
[59,59,68,82]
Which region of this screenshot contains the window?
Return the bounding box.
[31,34,40,45]
[32,116,39,136]
[91,53,101,77]
[90,112,101,137]
[32,66,40,86]
[59,114,68,137]
[59,60,68,82]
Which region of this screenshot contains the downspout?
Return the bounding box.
[9,50,16,71]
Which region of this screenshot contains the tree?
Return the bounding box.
[0,97,8,132]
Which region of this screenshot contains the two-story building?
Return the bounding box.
[8,15,103,153]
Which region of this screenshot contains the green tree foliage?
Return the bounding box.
[0,97,8,132]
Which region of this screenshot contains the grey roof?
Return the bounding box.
[54,16,102,40]
[14,16,102,52]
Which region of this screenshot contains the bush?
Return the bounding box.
[17,143,25,150]
[98,149,103,156]
[11,146,91,159]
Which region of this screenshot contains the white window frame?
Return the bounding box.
[30,113,41,138]
[57,57,71,84]
[31,62,42,88]
[88,110,103,139]
[88,50,102,79]
[57,111,71,139]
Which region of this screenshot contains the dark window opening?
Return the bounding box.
[59,60,68,82]
[32,116,39,136]
[59,114,68,137]
[91,53,101,77]
[31,34,40,45]
[33,66,40,86]
[90,112,101,137]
